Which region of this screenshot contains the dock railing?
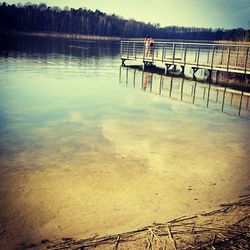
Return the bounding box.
[121,40,250,74]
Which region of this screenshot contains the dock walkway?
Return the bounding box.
[120,40,250,76]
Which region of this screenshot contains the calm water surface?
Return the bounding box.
[0,37,250,249]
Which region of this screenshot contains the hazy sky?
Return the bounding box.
[4,0,250,29]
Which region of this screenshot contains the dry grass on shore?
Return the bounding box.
[217,40,250,46]
[21,195,250,250]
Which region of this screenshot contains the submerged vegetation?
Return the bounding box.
[0,2,249,41]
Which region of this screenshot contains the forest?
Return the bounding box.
[0,2,249,41]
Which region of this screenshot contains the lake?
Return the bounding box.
[0,36,250,249]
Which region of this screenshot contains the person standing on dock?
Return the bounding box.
[144,35,151,57]
[144,35,154,57]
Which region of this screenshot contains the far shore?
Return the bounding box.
[0,29,121,41]
[2,29,250,45]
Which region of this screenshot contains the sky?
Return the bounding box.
[4,0,250,29]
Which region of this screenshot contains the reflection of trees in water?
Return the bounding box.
[119,66,250,118]
[0,35,120,59]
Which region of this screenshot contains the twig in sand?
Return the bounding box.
[146,230,154,250]
[200,206,230,216]
[114,235,120,250]
[148,227,161,241]
[231,215,250,226]
[190,222,196,234]
[167,226,177,250]
[167,215,198,224]
[239,194,250,198]
[163,239,167,250]
[212,233,216,244]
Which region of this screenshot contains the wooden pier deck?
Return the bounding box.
[120,40,250,76]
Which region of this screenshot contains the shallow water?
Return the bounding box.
[0,36,250,249]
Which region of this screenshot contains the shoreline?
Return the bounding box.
[20,195,250,249]
[0,29,121,41]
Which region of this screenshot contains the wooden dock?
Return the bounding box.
[120,40,250,77]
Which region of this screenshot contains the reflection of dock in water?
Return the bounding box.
[119,66,250,118]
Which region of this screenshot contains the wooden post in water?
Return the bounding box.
[221,86,227,112]
[207,82,211,108]
[238,91,244,116]
[192,81,197,104]
[159,75,163,95]
[191,85,194,97]
[141,71,144,90]
[203,87,206,99]
[133,69,136,88]
[230,93,233,106]
[180,78,184,101]
[169,77,173,98]
[216,89,219,102]
[119,66,122,84]
[215,71,219,84]
[126,66,128,86]
[150,73,153,93]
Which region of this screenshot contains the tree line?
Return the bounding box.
[0,2,249,41]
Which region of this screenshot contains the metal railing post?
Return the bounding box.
[244,47,249,74]
[172,43,176,64]
[120,41,123,58]
[162,44,165,62]
[236,46,240,67]
[143,42,145,61]
[183,44,187,65]
[227,47,231,71]
[196,45,200,67]
[127,42,129,59]
[152,45,155,63]
[211,45,215,70]
[133,42,135,59]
